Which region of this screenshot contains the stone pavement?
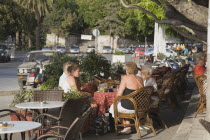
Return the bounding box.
[172,86,209,140]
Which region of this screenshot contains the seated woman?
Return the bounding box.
[109,62,143,134]
[141,65,157,90]
[141,66,159,107]
[62,63,81,93]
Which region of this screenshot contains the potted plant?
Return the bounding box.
[110,62,126,80]
[157,53,166,60]
[79,51,111,95]
[112,51,125,63]
[10,87,33,121]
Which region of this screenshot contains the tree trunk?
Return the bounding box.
[21,30,25,49]
[15,31,20,49]
[28,33,32,48]
[120,0,208,43]
[57,33,59,46]
[167,0,208,28]
[35,25,40,50]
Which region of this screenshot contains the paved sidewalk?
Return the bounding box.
[172,86,209,140]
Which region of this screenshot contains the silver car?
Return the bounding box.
[144,48,177,57]
[116,46,129,53]
[102,46,112,54]
[17,50,61,87]
[42,46,52,51]
[86,46,96,53]
[70,45,80,53]
[56,46,66,53]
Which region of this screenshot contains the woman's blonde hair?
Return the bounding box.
[67,63,80,73]
[63,62,72,71]
[125,62,138,75]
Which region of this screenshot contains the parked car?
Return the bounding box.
[134,47,145,56]
[42,46,52,51]
[56,46,66,53]
[0,44,11,62]
[128,46,137,53]
[70,45,80,53]
[102,46,112,54]
[144,48,177,57]
[17,50,61,87]
[116,46,129,53]
[144,48,154,56]
[86,46,96,53]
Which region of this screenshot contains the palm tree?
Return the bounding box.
[15,0,54,49]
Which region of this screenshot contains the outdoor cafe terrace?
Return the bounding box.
[0,63,209,140]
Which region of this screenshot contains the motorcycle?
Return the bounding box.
[186,56,195,77]
[26,59,46,88]
[154,57,180,70]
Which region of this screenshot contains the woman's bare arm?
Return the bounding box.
[67,76,79,90]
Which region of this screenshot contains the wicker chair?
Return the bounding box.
[199,119,210,134]
[34,96,90,135]
[33,90,63,102]
[194,75,206,118]
[157,76,178,109]
[114,86,156,137]
[32,107,92,140]
[0,109,27,140]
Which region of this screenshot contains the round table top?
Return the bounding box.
[15,101,64,109]
[0,121,41,134]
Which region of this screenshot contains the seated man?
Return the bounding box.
[58,62,72,88]
[193,59,206,76]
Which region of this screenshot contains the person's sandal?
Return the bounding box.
[119,129,132,135]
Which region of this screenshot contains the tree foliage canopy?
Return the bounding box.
[120,0,208,43]
[0,0,207,44]
[0,0,36,40]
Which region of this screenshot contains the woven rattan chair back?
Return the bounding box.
[33,90,63,102]
[128,86,154,112]
[196,75,207,95]
[64,107,92,140]
[58,96,90,135]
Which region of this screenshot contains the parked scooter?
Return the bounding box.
[153,57,180,70]
[26,59,46,88]
[186,56,195,77]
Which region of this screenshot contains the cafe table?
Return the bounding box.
[0,121,41,140]
[15,101,64,119]
[15,101,64,110]
[93,91,117,115]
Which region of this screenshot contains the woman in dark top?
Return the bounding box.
[109,62,143,134]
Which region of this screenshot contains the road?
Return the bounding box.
[0,52,135,92]
[0,61,21,91]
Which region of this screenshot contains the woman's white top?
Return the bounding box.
[144,77,157,91]
[61,76,72,93]
[59,73,68,88]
